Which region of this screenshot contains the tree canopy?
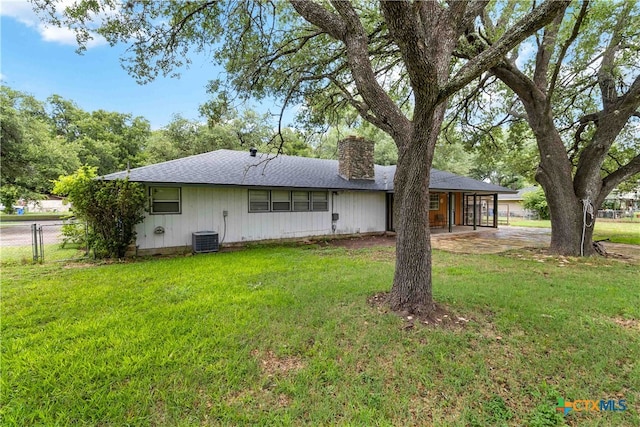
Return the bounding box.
[0,86,150,208]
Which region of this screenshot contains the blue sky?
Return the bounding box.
[0,1,240,129]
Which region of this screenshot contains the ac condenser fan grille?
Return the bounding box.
[192,231,219,253]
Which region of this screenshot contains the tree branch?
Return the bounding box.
[601,153,640,197]
[441,0,570,100]
[291,0,411,142]
[288,0,346,40]
[617,74,640,113]
[167,2,218,51]
[491,60,540,106]
[533,12,564,93]
[598,0,635,108]
[547,0,589,100]
[446,0,489,39]
[462,1,490,30]
[380,0,440,91]
[574,73,640,195]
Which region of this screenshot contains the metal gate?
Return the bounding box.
[0,220,88,264]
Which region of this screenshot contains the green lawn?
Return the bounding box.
[508,219,640,245]
[2,246,639,426]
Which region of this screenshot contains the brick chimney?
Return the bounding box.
[338,136,375,180]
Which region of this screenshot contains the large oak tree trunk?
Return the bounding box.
[544,189,590,256]
[388,106,443,315]
[389,142,433,314]
[542,184,599,257]
[515,95,599,257]
[532,124,596,256]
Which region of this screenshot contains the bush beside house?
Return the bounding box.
[53,166,146,258]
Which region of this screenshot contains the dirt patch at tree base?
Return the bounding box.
[367,292,471,330]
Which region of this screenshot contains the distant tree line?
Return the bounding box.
[1,86,150,211]
[0,86,311,211]
[2,84,543,214]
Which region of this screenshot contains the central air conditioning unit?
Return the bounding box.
[192,231,219,253]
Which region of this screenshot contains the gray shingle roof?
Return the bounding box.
[102,149,515,193]
[498,186,539,200]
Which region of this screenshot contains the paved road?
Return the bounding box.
[0,220,65,247]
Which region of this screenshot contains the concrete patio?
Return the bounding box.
[430,226,640,262]
[430,226,551,253]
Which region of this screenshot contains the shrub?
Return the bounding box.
[85,179,146,258]
[54,167,146,258]
[523,187,550,220]
[60,215,87,248]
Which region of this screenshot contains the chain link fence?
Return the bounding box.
[597,209,638,219]
[0,219,88,264]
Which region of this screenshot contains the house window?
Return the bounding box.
[249,190,329,212]
[271,190,291,211]
[150,187,181,214]
[429,193,440,211]
[311,191,329,211]
[249,190,270,212]
[292,191,310,211]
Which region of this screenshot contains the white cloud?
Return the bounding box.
[1,0,107,48]
[39,24,107,49]
[1,0,39,27]
[40,25,79,44]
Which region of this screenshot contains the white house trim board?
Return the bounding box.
[135,186,386,250]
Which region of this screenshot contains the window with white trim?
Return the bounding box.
[249,190,329,212]
[429,193,440,210]
[249,190,270,212]
[292,191,310,211]
[150,187,181,214]
[311,191,329,211]
[271,190,292,211]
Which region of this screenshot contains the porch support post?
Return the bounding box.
[386,193,394,232]
[493,193,498,228]
[448,192,453,233]
[473,194,477,230]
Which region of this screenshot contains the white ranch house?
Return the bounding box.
[103,137,515,255]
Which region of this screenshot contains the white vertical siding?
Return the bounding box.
[135,186,387,250]
[332,190,386,234]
